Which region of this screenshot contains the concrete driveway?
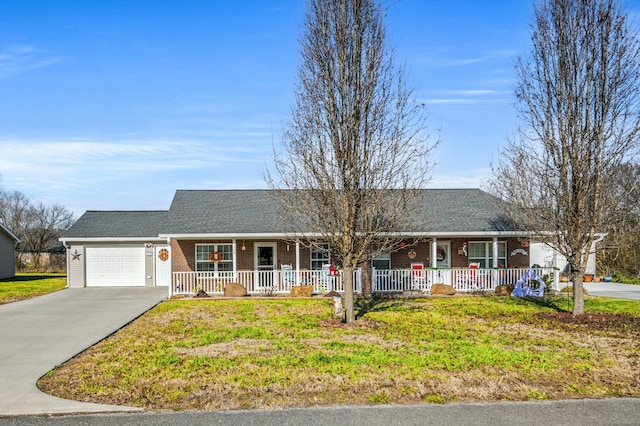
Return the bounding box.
[0,287,167,416]
[583,281,640,301]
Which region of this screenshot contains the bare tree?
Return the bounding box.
[0,190,35,265]
[0,189,75,269]
[598,162,640,280]
[23,203,75,266]
[267,0,437,322]
[489,0,640,314]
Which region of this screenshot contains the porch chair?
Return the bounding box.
[281,264,295,289]
[319,263,332,292]
[468,262,480,289]
[411,262,426,291]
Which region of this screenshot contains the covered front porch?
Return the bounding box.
[169,266,558,296]
[170,268,363,296]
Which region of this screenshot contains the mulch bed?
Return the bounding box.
[536,312,640,334]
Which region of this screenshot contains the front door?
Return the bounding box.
[255,243,277,290]
[436,241,450,269]
[154,245,171,286]
[434,241,452,285]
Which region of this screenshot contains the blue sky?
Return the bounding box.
[1,0,542,215]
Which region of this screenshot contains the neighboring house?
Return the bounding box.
[529,240,598,276]
[0,223,21,280]
[61,189,567,294]
[17,244,67,272]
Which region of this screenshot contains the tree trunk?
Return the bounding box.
[342,266,355,323]
[573,273,585,315]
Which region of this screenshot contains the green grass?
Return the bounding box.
[0,273,66,304]
[39,296,640,411]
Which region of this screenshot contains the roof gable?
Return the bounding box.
[0,223,20,243]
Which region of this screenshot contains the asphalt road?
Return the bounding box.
[583,281,640,301]
[2,398,640,426]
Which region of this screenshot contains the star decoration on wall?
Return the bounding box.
[71,249,82,260]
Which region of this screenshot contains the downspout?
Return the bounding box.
[590,234,606,276]
[61,239,70,288]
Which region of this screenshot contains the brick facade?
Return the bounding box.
[171,239,315,272]
[389,237,529,269]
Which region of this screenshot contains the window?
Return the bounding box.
[468,241,507,268]
[311,243,330,270]
[372,248,391,270]
[196,244,233,272]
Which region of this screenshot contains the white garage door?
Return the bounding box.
[85,246,146,287]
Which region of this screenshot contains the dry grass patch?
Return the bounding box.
[38,296,640,411]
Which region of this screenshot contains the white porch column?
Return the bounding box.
[166,237,173,298]
[431,238,438,268]
[492,237,499,286]
[232,239,237,280]
[295,240,301,285]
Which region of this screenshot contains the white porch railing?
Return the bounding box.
[371,267,559,293]
[170,269,362,297]
[170,267,558,297]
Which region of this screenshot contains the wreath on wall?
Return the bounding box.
[157,248,169,261]
[209,251,222,262]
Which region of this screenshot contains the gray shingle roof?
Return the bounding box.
[62,189,522,239]
[62,211,168,239]
[409,189,518,233]
[165,190,286,234]
[164,189,519,235]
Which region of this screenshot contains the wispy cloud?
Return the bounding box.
[0,45,64,77]
[441,89,509,96]
[428,168,492,189]
[0,137,270,213]
[0,138,264,176]
[419,89,512,106]
[411,48,520,69]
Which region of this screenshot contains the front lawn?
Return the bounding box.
[0,273,66,304]
[38,296,640,410]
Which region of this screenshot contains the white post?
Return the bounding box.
[232,239,237,280]
[431,238,438,268]
[492,237,499,287]
[295,240,301,286]
[552,248,561,291]
[166,237,172,297]
[371,267,377,292]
